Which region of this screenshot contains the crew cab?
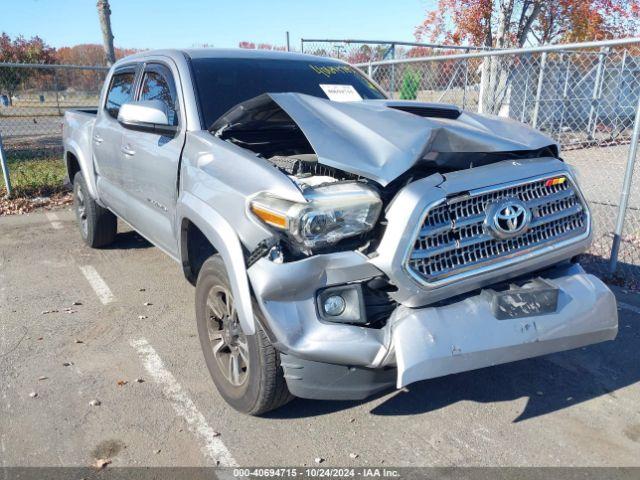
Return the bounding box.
[63,49,618,415]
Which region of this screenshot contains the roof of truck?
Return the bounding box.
[119,48,345,64]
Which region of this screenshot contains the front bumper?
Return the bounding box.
[248,256,617,399]
[390,263,618,388]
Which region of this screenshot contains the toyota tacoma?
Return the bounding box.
[63,49,618,415]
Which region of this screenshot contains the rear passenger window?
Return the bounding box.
[140,66,179,126]
[105,71,135,118]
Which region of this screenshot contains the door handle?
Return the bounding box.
[93,134,104,144]
[121,144,136,156]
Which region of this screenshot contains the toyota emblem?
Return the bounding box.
[486,198,531,239]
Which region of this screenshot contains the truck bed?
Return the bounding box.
[63,109,98,191]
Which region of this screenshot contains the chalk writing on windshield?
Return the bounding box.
[309,64,354,78]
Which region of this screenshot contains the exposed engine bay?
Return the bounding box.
[263,147,560,201]
[267,154,358,187]
[211,92,562,263]
[212,92,561,200]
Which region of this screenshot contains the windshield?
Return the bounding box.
[190,57,386,128]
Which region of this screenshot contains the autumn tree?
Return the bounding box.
[415,0,640,49]
[55,44,139,92]
[415,0,639,114]
[0,33,56,105]
[56,44,139,66]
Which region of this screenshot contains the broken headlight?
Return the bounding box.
[250,183,382,249]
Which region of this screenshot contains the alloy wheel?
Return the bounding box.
[75,183,88,237]
[205,286,249,387]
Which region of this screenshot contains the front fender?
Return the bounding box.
[177,191,255,335]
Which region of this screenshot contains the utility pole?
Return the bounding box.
[96,0,116,65]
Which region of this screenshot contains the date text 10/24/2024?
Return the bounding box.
[232,468,401,478]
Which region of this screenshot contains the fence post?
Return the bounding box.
[531,52,547,129]
[478,59,486,113]
[608,91,640,273]
[53,68,61,116]
[557,53,572,135]
[520,55,532,122]
[588,47,608,140]
[390,43,396,99]
[611,49,628,140]
[0,133,12,198]
[461,49,470,110]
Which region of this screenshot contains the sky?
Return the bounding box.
[2,0,433,51]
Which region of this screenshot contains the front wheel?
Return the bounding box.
[195,255,293,415]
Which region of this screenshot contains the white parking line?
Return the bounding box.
[130,337,237,467]
[79,265,114,305]
[45,212,62,230]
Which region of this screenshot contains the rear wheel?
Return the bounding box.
[196,255,293,415]
[73,171,117,248]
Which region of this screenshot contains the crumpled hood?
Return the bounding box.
[212,93,557,186]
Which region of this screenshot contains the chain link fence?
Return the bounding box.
[349,38,640,286]
[0,63,107,202]
[301,38,490,64]
[1,40,639,286]
[358,47,640,150]
[0,63,108,161]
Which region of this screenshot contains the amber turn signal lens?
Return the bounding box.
[250,204,288,229]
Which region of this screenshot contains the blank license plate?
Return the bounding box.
[483,279,559,320]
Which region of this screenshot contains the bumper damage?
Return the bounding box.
[249,254,617,400]
[390,264,618,388]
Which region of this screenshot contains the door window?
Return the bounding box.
[139,65,179,126]
[105,71,135,118]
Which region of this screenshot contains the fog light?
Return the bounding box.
[317,285,367,324]
[323,295,346,316]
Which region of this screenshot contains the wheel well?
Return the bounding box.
[181,219,218,285]
[66,152,81,184]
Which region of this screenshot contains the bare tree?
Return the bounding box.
[96,0,116,65]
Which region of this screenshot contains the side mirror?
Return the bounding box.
[117,100,177,135]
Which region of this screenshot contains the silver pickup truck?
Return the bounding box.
[63,48,618,415]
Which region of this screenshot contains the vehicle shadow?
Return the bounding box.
[104,230,152,250]
[580,254,640,291]
[267,317,638,421]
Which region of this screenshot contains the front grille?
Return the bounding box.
[407,175,589,284]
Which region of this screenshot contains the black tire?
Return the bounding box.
[73,171,117,248]
[196,255,293,415]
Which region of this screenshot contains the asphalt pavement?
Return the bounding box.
[1,208,639,467]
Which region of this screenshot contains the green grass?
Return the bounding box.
[1,156,68,198]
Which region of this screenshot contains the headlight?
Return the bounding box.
[250,182,382,249]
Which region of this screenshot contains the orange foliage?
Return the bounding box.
[416,0,640,47]
[55,44,140,66]
[415,0,492,46]
[54,44,141,92]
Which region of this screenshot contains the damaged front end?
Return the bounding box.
[210,92,560,186]
[210,92,617,400]
[212,92,560,259]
